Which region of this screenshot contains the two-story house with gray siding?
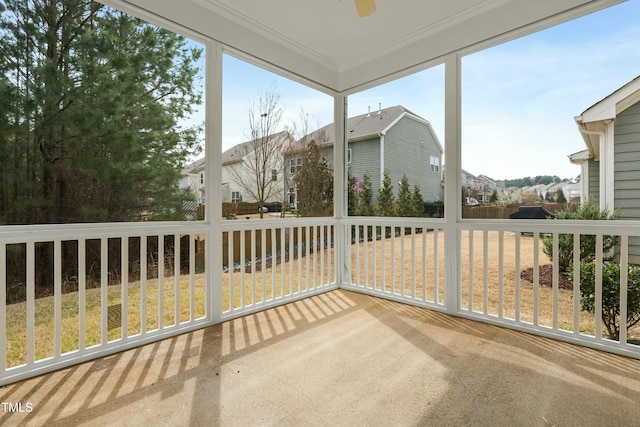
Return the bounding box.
[286,105,444,209]
[570,76,640,263]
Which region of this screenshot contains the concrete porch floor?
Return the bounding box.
[2,290,640,426]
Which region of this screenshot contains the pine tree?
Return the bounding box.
[411,184,425,217]
[357,172,374,216]
[396,175,412,217]
[556,188,567,203]
[377,170,395,217]
[0,0,203,224]
[490,189,498,204]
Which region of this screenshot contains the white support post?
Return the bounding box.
[208,40,223,323]
[334,94,347,288]
[444,53,462,313]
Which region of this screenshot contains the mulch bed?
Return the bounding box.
[520,264,573,290]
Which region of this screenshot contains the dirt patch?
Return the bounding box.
[520,264,573,290]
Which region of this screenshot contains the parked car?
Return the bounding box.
[267,202,282,212]
[258,202,282,213]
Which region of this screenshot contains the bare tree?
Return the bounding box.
[284,111,332,217]
[227,85,291,218]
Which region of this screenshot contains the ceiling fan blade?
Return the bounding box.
[355,0,376,17]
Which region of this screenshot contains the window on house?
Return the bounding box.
[231,191,241,202]
[289,158,302,174]
[199,172,204,185]
[272,169,277,181]
[430,156,440,173]
[348,149,352,164]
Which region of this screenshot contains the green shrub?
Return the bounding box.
[542,199,618,273]
[570,260,640,340]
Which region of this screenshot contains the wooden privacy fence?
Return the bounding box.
[196,203,263,220]
[462,203,578,219]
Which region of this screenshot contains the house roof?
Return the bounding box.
[110,0,616,93]
[575,75,640,159]
[186,131,291,170]
[182,157,206,175]
[222,131,292,165]
[297,105,442,152]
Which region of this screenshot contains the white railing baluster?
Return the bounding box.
[261,228,267,302]
[190,233,195,321]
[391,229,396,295]
[304,226,313,291]
[122,237,129,339]
[289,227,294,295]
[140,236,147,335]
[228,231,234,311]
[101,238,108,344]
[422,229,427,302]
[1,243,6,372]
[271,227,277,300]
[371,226,378,289]
[158,235,165,330]
[620,235,629,344]
[594,234,603,340]
[483,230,488,315]
[78,239,86,350]
[515,232,521,322]
[572,233,580,335]
[468,230,474,311]
[401,227,406,297]
[381,228,386,293]
[280,227,285,298]
[364,225,369,288]
[240,230,245,308]
[411,228,416,299]
[433,228,441,304]
[320,225,325,288]
[498,231,504,319]
[27,242,35,365]
[533,233,540,326]
[54,240,62,356]
[552,233,559,330]
[297,226,303,293]
[174,234,181,325]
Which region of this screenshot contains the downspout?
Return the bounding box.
[379,131,385,191]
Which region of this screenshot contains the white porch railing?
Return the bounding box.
[342,217,446,310]
[220,218,337,320]
[343,217,640,359]
[0,222,211,385]
[0,218,338,385]
[3,216,640,385]
[456,219,640,359]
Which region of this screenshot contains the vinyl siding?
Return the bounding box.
[323,138,382,203]
[587,158,599,205]
[614,101,640,263]
[383,116,444,203]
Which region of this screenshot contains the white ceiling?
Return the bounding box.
[112,0,622,93]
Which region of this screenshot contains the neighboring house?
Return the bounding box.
[570,75,640,262]
[460,169,502,203]
[285,105,444,209]
[180,157,207,204]
[183,131,292,205]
